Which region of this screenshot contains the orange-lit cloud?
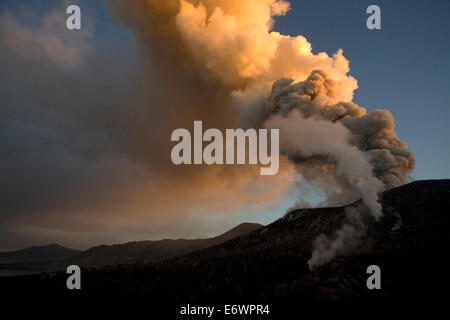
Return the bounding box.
[0,0,414,249]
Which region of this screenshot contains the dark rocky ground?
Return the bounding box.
[1,180,449,311]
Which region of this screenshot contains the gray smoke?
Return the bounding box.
[259,70,415,220]
[307,205,368,270]
[263,70,415,190]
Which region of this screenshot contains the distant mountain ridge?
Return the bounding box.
[0,244,81,264]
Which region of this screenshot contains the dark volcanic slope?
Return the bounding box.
[2,180,449,303]
[0,244,80,264]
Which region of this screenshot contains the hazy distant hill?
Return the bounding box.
[0,244,80,264]
[0,223,262,274]
[66,222,263,267]
[2,180,449,305]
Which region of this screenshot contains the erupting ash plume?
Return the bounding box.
[258,70,415,219]
[111,0,415,264]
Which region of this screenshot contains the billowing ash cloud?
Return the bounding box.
[131,0,415,267]
[145,0,415,219]
[0,0,415,250]
[256,70,415,218]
